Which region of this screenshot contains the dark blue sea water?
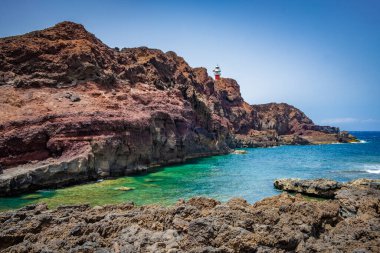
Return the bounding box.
[0,131,379,211]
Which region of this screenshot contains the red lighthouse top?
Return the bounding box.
[213,65,221,80]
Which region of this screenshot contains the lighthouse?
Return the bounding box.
[213,65,221,80]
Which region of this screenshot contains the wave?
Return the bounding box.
[330,140,367,145]
[334,170,365,174]
[333,164,380,175]
[366,169,380,174]
[363,164,380,174]
[351,140,368,144]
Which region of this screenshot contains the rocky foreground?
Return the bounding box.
[0,21,357,196]
[0,178,379,253]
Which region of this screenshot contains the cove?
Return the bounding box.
[0,131,379,211]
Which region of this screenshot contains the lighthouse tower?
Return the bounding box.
[213,65,221,80]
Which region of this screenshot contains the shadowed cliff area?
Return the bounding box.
[0,21,357,196]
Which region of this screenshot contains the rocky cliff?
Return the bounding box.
[0,21,357,196]
[1,178,378,252]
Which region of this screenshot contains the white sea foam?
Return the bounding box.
[337,164,380,174]
[363,164,380,174]
[366,169,380,174]
[351,140,368,144]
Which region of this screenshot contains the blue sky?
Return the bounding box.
[1,0,379,130]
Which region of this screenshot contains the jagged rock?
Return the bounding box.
[339,131,359,143]
[276,178,380,252]
[0,178,378,252]
[234,130,280,147]
[347,178,380,189]
[274,178,342,198]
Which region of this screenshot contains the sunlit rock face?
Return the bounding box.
[0,21,355,195]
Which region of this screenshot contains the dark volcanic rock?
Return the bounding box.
[338,130,360,143]
[274,178,342,198]
[0,178,378,252]
[275,178,380,252]
[0,21,357,196]
[234,103,355,147]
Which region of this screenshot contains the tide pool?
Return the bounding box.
[1,131,379,211]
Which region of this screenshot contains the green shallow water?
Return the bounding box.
[0,157,238,210]
[0,131,379,211]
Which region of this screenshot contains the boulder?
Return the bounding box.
[274,178,342,198]
[232,150,248,154]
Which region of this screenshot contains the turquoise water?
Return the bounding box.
[0,131,379,211]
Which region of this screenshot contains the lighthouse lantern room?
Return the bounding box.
[213,65,221,80]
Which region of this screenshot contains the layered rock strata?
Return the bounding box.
[0,178,378,252]
[0,21,357,195]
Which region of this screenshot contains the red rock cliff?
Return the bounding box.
[0,22,356,195]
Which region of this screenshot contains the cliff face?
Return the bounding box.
[0,21,356,195]
[233,103,348,147]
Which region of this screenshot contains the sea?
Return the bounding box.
[0,131,379,211]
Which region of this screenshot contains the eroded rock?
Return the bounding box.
[274,178,342,198]
[0,179,378,252]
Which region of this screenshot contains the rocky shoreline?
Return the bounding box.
[0,178,378,252]
[0,21,357,196]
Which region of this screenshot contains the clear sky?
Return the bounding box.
[1,0,379,130]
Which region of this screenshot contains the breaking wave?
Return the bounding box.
[351,140,368,144]
[365,164,380,174]
[334,164,380,175]
[363,164,380,174]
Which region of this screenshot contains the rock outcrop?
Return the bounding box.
[274,178,343,198]
[234,103,358,147]
[1,178,378,252]
[0,21,357,196]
